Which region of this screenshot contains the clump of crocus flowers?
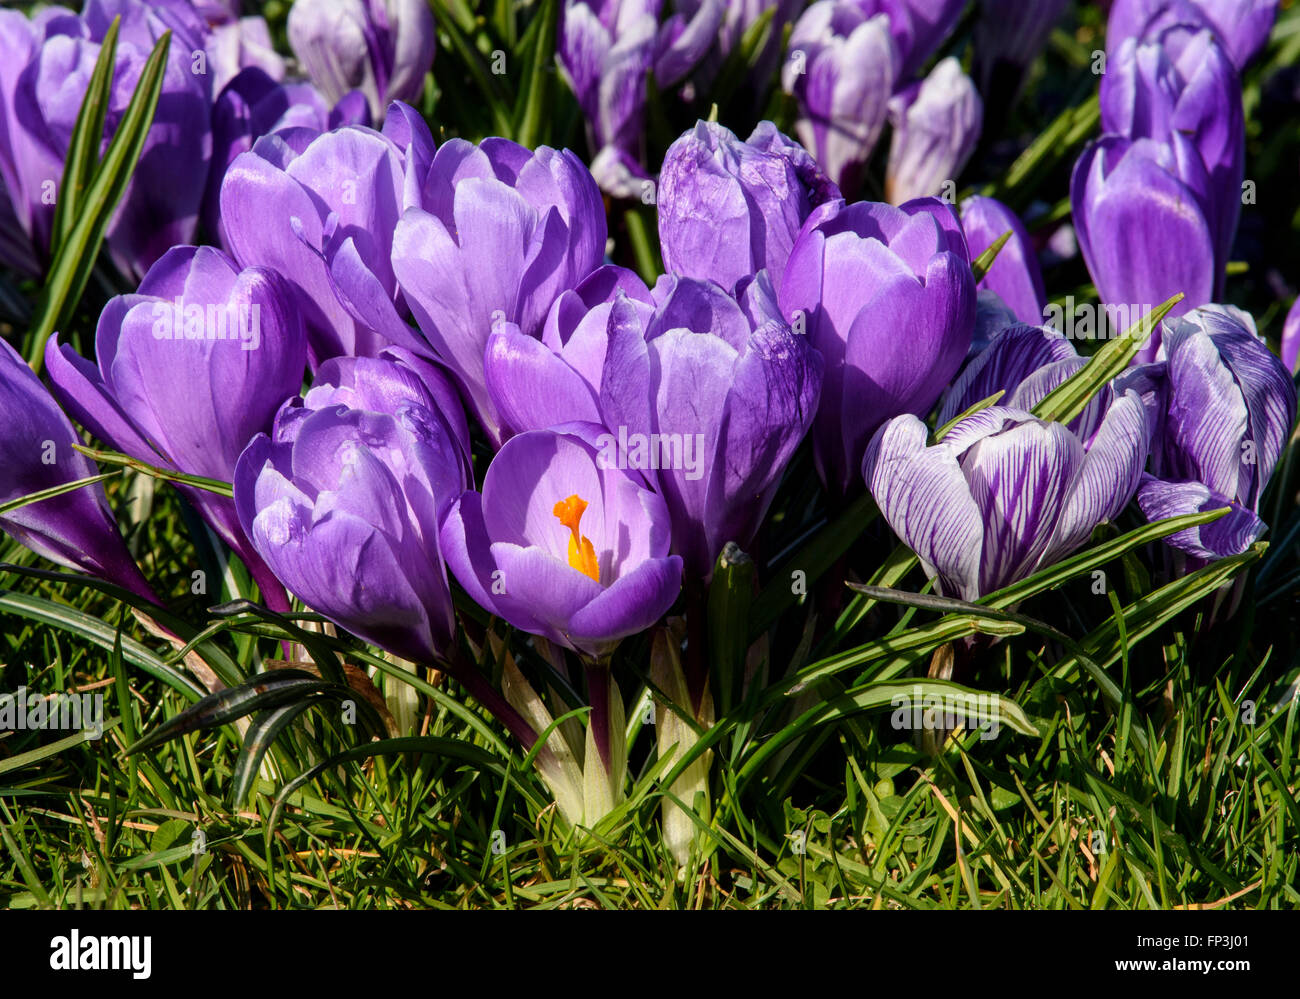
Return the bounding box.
[0,0,1295,859]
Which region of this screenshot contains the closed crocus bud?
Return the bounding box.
[864,397,1152,600]
[0,1,211,279]
[684,0,803,90]
[1107,0,1278,70]
[878,0,966,79]
[0,338,155,602]
[886,57,983,205]
[780,196,976,497]
[45,245,307,611]
[391,137,607,447]
[204,67,370,243]
[1101,26,1244,284]
[973,0,1069,106]
[559,0,659,196]
[959,196,1047,325]
[598,272,823,577]
[782,3,897,195]
[659,120,840,295]
[221,117,432,365]
[235,351,470,664]
[1137,305,1297,561]
[653,0,725,87]
[486,266,656,439]
[1071,135,1217,339]
[440,427,684,659]
[288,0,435,122]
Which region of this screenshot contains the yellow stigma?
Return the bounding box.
[553,494,600,583]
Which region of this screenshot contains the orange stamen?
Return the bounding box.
[553,494,600,583]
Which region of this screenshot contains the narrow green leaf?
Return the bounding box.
[739,678,1037,782]
[709,6,777,110]
[709,542,755,715]
[72,444,234,496]
[124,669,334,755]
[933,390,1004,442]
[50,17,119,257]
[0,717,121,778]
[1055,543,1266,677]
[981,507,1231,610]
[267,737,514,835]
[971,230,1011,283]
[0,472,120,516]
[512,0,557,147]
[29,30,172,370]
[229,700,320,805]
[1032,292,1182,426]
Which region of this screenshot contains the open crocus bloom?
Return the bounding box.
[440,427,683,659]
[864,400,1151,601]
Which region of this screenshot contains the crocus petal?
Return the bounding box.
[863,414,984,599]
[1135,475,1264,561]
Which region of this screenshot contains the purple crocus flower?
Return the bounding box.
[235,349,470,663]
[658,120,841,294]
[440,426,683,658]
[0,337,154,602]
[779,196,976,497]
[653,0,725,87]
[559,0,659,197]
[1106,0,1278,70]
[485,265,656,439]
[204,67,370,244]
[45,245,306,610]
[959,196,1048,326]
[1282,297,1300,375]
[675,0,802,93]
[0,0,211,279]
[972,0,1069,105]
[886,57,983,205]
[287,0,435,122]
[220,114,433,366]
[782,2,897,195]
[864,395,1153,600]
[854,0,965,80]
[1071,135,1217,332]
[206,14,285,94]
[1136,305,1297,561]
[391,136,608,447]
[1100,25,1244,288]
[155,0,285,93]
[597,272,823,577]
